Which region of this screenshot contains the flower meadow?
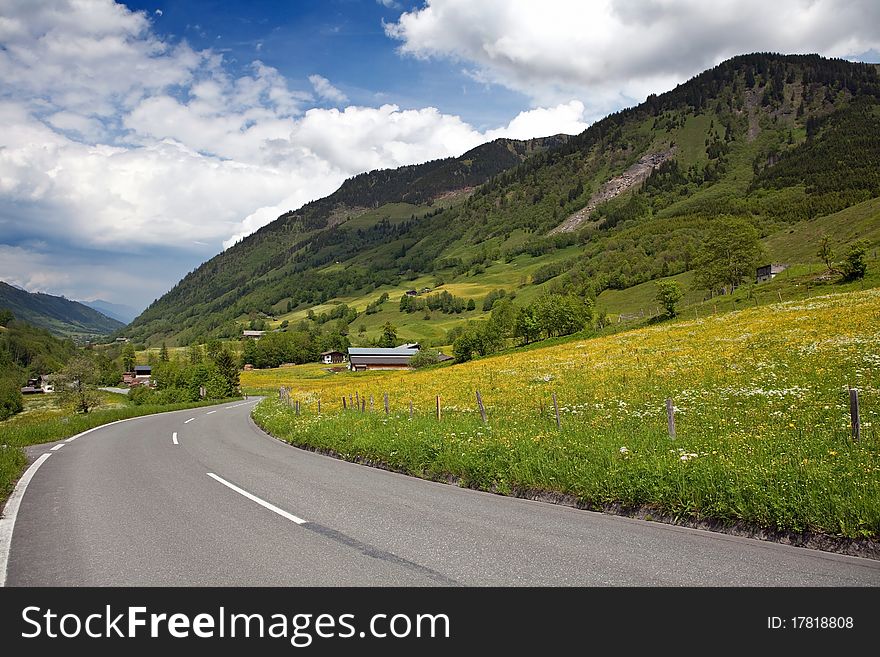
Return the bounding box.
[250,289,880,539]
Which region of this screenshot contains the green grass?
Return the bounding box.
[339,203,430,230]
[0,394,240,507]
[763,196,880,263]
[252,288,880,540]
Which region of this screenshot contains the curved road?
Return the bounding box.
[3,399,879,586]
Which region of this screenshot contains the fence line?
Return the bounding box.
[276,387,866,441]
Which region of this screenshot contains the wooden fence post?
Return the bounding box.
[476,390,487,424]
[355,391,359,409]
[349,394,353,410]
[436,395,441,422]
[666,398,676,439]
[361,397,366,412]
[342,395,347,410]
[295,400,300,415]
[551,392,560,429]
[317,398,321,414]
[381,392,388,414]
[850,388,861,441]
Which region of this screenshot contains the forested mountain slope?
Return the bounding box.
[0,282,124,340]
[125,53,880,347]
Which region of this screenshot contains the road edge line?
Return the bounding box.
[0,453,52,587]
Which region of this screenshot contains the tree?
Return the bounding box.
[410,349,443,368]
[452,329,479,362]
[817,235,837,274]
[655,280,684,318]
[205,339,222,361]
[466,298,476,311]
[57,355,101,414]
[187,344,203,365]
[513,306,540,345]
[840,240,868,281]
[0,376,24,420]
[95,353,121,386]
[531,294,591,339]
[0,308,14,327]
[241,338,257,368]
[122,342,136,372]
[693,217,764,294]
[488,298,518,338]
[214,349,240,395]
[159,342,169,362]
[378,322,398,348]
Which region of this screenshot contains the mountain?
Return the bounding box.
[80,299,138,325]
[125,53,880,347]
[0,282,125,340]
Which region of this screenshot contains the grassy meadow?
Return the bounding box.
[250,288,880,539]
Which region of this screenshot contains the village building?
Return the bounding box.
[242,330,266,339]
[404,289,418,297]
[320,350,346,365]
[21,377,43,395]
[123,365,153,386]
[756,263,787,283]
[347,347,419,371]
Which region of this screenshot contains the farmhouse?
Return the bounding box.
[320,350,346,365]
[404,289,418,297]
[348,347,419,371]
[242,330,266,339]
[20,376,44,395]
[756,263,787,283]
[123,365,152,386]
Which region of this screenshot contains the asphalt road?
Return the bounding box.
[4,400,880,586]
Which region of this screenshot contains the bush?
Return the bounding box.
[409,350,443,369]
[0,377,24,420]
[840,240,868,281]
[655,280,684,318]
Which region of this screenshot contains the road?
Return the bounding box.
[3,399,879,586]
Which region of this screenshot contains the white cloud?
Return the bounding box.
[387,0,880,117]
[308,74,349,105]
[0,0,639,308]
[485,101,588,141]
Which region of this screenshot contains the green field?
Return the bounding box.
[252,288,880,541]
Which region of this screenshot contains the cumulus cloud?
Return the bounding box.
[0,1,592,307]
[308,74,349,105]
[387,0,880,118]
[17,0,870,309]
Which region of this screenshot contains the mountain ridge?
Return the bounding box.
[124,53,880,347]
[0,282,124,340]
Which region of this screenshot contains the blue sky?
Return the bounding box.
[1,0,878,314]
[125,0,531,128]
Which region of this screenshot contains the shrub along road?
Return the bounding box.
[3,399,879,586]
